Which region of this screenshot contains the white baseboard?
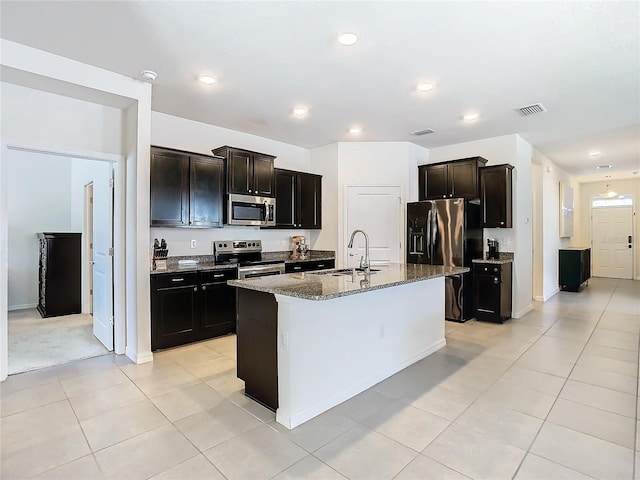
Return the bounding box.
[126,349,153,365]
[8,303,37,311]
[533,288,559,303]
[513,303,534,319]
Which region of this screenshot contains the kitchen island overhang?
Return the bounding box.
[229,263,469,429]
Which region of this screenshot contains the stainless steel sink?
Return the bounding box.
[314,268,380,276]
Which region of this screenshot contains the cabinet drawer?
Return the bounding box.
[200,268,237,284]
[285,259,335,273]
[153,272,198,289]
[473,263,502,276]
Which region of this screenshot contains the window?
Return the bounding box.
[592,194,633,208]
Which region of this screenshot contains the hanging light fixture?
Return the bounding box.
[598,183,618,198]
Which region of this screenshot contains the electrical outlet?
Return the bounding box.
[190,239,197,249]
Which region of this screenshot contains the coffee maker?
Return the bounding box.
[487,238,500,260]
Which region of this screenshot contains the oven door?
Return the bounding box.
[237,263,285,279]
[227,194,276,226]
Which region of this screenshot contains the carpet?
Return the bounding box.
[8,308,109,375]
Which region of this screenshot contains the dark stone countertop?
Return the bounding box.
[150,250,335,274]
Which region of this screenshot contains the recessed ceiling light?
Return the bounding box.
[417,82,435,92]
[140,70,157,82]
[589,151,601,157]
[596,165,612,169]
[349,127,362,135]
[463,112,479,122]
[292,106,308,117]
[199,74,217,85]
[338,32,358,46]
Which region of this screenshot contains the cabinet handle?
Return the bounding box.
[213,274,224,278]
[494,278,499,284]
[293,266,302,270]
[317,264,324,268]
[172,278,184,282]
[193,287,198,291]
[202,285,207,291]
[249,189,253,193]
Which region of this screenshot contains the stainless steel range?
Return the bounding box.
[214,240,285,279]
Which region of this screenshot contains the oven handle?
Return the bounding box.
[238,263,285,278]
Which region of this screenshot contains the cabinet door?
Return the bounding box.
[151,275,198,350]
[150,148,189,226]
[200,281,236,339]
[227,149,252,194]
[481,166,512,227]
[274,169,296,227]
[448,160,478,199]
[420,164,448,200]
[252,154,275,196]
[189,155,224,227]
[297,173,322,228]
[473,272,501,321]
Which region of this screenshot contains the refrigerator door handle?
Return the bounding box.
[432,209,438,259]
[426,210,432,259]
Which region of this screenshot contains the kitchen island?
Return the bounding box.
[229,263,468,429]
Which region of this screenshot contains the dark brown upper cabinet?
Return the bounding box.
[480,163,513,228]
[273,168,322,229]
[150,146,224,228]
[212,146,276,197]
[418,156,488,200]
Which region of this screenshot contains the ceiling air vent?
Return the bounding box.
[412,128,434,136]
[518,103,547,116]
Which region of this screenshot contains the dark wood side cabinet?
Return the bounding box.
[274,169,322,229]
[236,288,278,411]
[151,268,237,350]
[419,157,488,200]
[480,164,514,228]
[212,146,276,197]
[473,261,512,323]
[559,248,591,292]
[150,146,224,227]
[37,233,82,318]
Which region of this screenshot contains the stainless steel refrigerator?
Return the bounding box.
[406,198,482,322]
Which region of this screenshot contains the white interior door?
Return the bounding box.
[592,206,633,279]
[92,167,114,350]
[345,185,402,268]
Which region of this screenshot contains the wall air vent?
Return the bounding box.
[518,103,547,116]
[412,128,435,136]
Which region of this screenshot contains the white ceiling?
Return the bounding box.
[1,1,639,182]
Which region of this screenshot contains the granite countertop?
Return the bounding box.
[228,263,469,301]
[150,250,335,274]
[472,252,514,265]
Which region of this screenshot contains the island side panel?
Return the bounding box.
[236,288,278,411]
[275,276,446,429]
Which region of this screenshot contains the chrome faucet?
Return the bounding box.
[347,229,370,273]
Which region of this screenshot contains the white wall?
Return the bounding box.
[2,84,121,311]
[428,134,533,317]
[532,148,577,301]
[1,39,153,378]
[309,143,339,252]
[6,151,72,309]
[579,178,640,279]
[309,141,426,267]
[149,112,316,256]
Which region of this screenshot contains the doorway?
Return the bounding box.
[6,150,114,374]
[591,198,634,279]
[344,185,402,268]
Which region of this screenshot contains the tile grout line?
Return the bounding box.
[510,280,620,480]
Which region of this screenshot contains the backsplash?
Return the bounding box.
[150,227,312,257]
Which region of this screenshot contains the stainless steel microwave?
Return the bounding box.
[227,193,276,226]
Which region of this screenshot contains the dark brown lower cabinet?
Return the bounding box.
[151,268,237,350]
[37,232,82,318]
[236,288,278,411]
[473,262,512,323]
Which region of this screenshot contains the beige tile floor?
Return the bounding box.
[1,277,638,479]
